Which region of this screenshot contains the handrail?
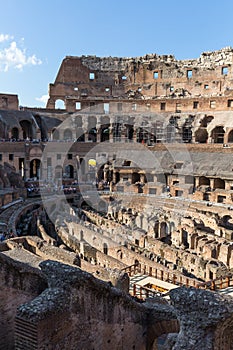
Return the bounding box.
[131,283,164,300]
[122,262,198,288]
[197,275,233,291]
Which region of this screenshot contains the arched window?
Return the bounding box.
[55,99,65,109]
[64,164,74,178]
[211,126,225,143]
[11,127,19,140]
[199,176,210,187]
[30,159,41,179]
[228,129,233,143]
[63,129,72,140]
[195,128,208,143]
[20,120,33,140]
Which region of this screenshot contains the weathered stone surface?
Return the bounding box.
[169,287,233,350]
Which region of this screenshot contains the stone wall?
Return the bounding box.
[0,252,47,349]
[15,260,176,350]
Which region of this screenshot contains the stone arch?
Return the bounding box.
[182,127,192,143]
[199,176,210,187]
[195,128,208,143]
[63,128,73,140]
[114,171,120,184]
[211,126,225,143]
[88,116,97,130]
[125,124,134,141]
[20,120,33,140]
[213,178,225,189]
[101,124,110,142]
[76,116,83,128]
[137,127,148,144]
[78,158,85,176]
[154,222,159,238]
[64,164,74,179]
[112,122,122,142]
[77,128,85,142]
[55,99,65,109]
[88,128,97,142]
[30,159,41,179]
[100,116,110,142]
[148,319,179,350]
[52,128,59,140]
[103,243,108,255]
[160,221,168,238]
[11,127,19,140]
[34,115,47,141]
[132,172,140,184]
[228,129,233,143]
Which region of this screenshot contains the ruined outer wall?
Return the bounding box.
[0,93,19,110]
[47,47,233,112]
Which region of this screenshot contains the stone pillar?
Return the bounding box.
[195,177,200,188]
[96,127,101,142]
[109,125,113,143]
[133,127,137,143]
[210,178,215,190]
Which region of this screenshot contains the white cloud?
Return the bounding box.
[0,34,13,42]
[36,94,49,106]
[0,33,42,72]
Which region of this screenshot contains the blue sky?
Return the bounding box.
[1,0,233,107]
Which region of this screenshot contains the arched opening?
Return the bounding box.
[55,99,65,109]
[63,129,73,140]
[112,123,121,142]
[115,172,120,184]
[77,128,85,142]
[88,116,97,130]
[125,125,134,141]
[20,120,33,140]
[160,222,168,238]
[63,165,74,179]
[195,128,208,143]
[30,159,41,179]
[101,124,110,142]
[137,127,148,144]
[52,128,59,140]
[11,127,19,140]
[132,172,140,184]
[88,128,97,142]
[149,127,157,145]
[182,127,192,143]
[166,124,176,143]
[148,319,179,350]
[34,115,47,141]
[154,222,159,238]
[199,176,210,187]
[78,158,85,175]
[103,243,108,255]
[213,178,225,189]
[76,116,83,127]
[228,129,233,143]
[211,126,225,143]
